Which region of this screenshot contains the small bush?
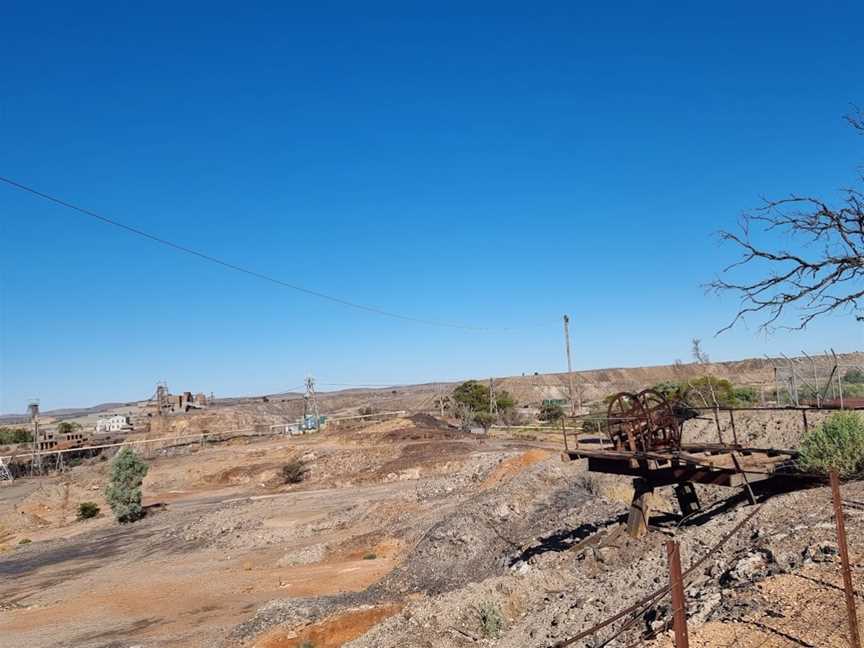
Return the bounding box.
[282,459,308,484]
[798,412,864,478]
[478,600,504,639]
[18,538,31,545]
[845,368,864,384]
[363,552,377,560]
[105,448,149,523]
[580,417,606,434]
[299,641,315,648]
[78,502,100,520]
[539,403,564,423]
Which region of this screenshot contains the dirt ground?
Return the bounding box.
[0,416,545,647]
[2,410,863,648]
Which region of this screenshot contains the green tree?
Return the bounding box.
[0,427,32,444]
[538,403,564,423]
[105,448,149,523]
[452,381,515,414]
[56,421,82,435]
[453,381,491,412]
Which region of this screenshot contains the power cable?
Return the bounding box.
[0,175,520,332]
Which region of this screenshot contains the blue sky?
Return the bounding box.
[1,2,862,411]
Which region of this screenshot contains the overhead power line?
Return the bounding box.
[0,175,498,331]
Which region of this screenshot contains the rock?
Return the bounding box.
[723,549,773,584]
[804,541,838,563]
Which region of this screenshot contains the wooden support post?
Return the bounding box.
[627,479,653,538]
[561,417,569,453]
[830,472,862,648]
[731,452,757,505]
[802,409,809,435]
[728,409,738,446]
[713,407,724,445]
[667,541,690,648]
[674,482,701,518]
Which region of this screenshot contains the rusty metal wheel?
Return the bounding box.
[637,388,682,450]
[606,392,645,451]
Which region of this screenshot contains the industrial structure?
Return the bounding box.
[564,389,811,537]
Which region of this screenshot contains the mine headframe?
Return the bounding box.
[605,389,693,452]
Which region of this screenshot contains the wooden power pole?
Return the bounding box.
[563,315,577,415]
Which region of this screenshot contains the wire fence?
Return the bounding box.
[547,472,862,648]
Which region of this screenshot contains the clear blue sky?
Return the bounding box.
[1,2,862,412]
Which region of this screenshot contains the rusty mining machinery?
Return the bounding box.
[604,388,691,453]
[562,389,803,537]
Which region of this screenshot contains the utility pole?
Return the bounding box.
[28,400,40,476]
[563,315,578,415]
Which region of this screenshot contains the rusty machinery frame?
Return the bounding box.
[563,390,814,537]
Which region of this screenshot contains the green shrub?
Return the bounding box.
[539,403,564,423]
[580,418,606,434]
[0,427,32,444]
[478,600,504,639]
[105,448,149,523]
[77,502,100,520]
[732,386,759,405]
[798,412,864,477]
[282,459,308,484]
[18,538,31,545]
[362,552,377,560]
[845,368,864,384]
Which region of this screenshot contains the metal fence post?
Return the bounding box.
[831,471,862,648]
[666,540,690,647]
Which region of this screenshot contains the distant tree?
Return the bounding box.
[105,448,149,523]
[845,368,864,384]
[452,381,515,414]
[681,376,736,408]
[538,403,564,423]
[56,421,82,435]
[652,381,683,399]
[691,338,710,364]
[0,427,31,444]
[710,108,864,333]
[453,381,491,412]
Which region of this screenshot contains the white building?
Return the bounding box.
[96,414,133,434]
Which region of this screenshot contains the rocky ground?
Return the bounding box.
[1,411,861,648]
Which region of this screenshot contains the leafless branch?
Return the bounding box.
[709,109,864,333]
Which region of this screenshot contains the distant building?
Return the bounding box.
[96,414,133,434]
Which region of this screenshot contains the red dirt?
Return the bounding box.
[481,449,551,489]
[252,604,403,648]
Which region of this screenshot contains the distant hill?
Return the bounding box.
[4,351,861,421]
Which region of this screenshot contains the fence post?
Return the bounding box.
[666,540,690,647]
[831,471,862,648]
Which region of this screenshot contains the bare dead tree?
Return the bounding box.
[710,108,864,333]
[691,338,710,364]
